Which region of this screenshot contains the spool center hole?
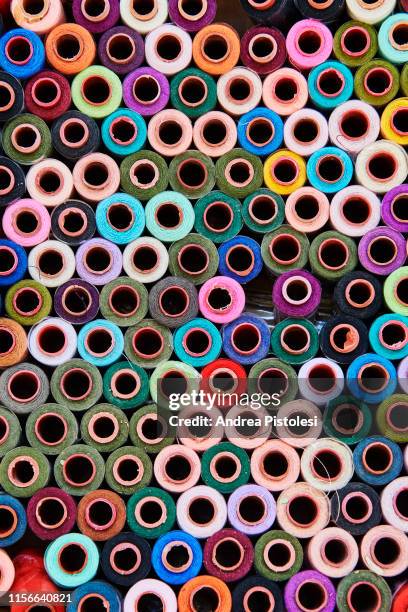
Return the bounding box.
[113,546,138,572]
[368,237,395,264]
[165,455,191,481]
[133,162,157,185]
[0,507,16,534]
[258,370,287,395]
[111,121,136,144]
[294,196,319,220]
[288,496,318,525]
[214,539,242,569]
[229,161,251,184]
[202,120,227,145]
[110,287,138,315]
[141,417,163,440]
[272,236,300,263]
[343,28,368,53]
[161,372,188,397]
[179,245,208,274]
[178,160,206,187]
[62,370,91,399]
[133,246,158,271]
[140,500,163,524]
[341,113,368,138]
[396,490,408,518]
[63,122,86,144]
[82,77,110,104]
[313,450,342,479]
[0,329,14,354]
[342,198,370,223]
[373,537,400,565]
[294,119,318,143]
[239,495,265,523]
[0,249,15,272]
[318,70,344,95]
[232,324,259,353]
[214,455,238,479]
[93,416,115,439]
[33,81,59,104]
[180,0,204,15]
[23,0,44,14]
[158,121,182,145]
[318,156,343,181]
[11,459,34,484]
[156,35,181,61]
[15,289,40,314]
[267,542,291,567]
[366,69,391,95]
[397,278,408,305]
[59,544,86,573]
[368,154,396,180]
[263,451,288,477]
[37,498,65,527]
[39,250,63,275]
[79,597,106,612]
[56,35,80,59]
[9,372,39,400]
[345,495,369,521]
[298,30,322,54]
[88,500,113,527]
[382,323,406,346]
[350,583,380,611]
[65,456,94,484]
[0,167,12,190]
[320,240,347,268]
[39,171,61,194]
[108,204,133,230]
[248,119,273,145]
[192,588,219,612]
[286,280,308,301]
[392,109,408,134]
[118,458,140,483]
[165,544,190,569]
[115,372,138,395]
[7,38,32,62]
[133,76,159,103]
[156,203,181,229]
[348,281,372,306]
[37,415,66,443]
[273,160,297,183]
[83,0,106,17]
[180,78,206,105]
[134,328,163,357]
[282,327,309,351]
[203,35,228,61]
[160,287,188,316]
[309,364,336,392]
[86,329,113,354]
[252,36,274,58]
[108,34,134,61]
[297,582,326,610]
[39,326,66,354]
[364,443,391,471]
[85,247,111,272]
[389,404,408,431]
[227,246,253,272]
[84,163,108,187]
[188,498,215,524]
[275,78,297,101]
[392,24,408,47]
[392,195,408,222]
[185,329,210,354]
[137,594,163,612]
[64,287,91,314]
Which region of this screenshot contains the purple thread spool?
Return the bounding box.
[227,484,276,535]
[54,279,100,325]
[123,68,170,117]
[98,26,144,75]
[272,269,321,318]
[358,227,406,276]
[72,0,120,34]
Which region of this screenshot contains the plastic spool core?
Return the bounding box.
[107,202,135,231]
[394,489,408,519]
[293,118,319,144]
[364,67,392,97]
[391,108,408,136]
[345,279,375,309]
[271,157,299,185]
[156,34,183,62]
[8,370,40,403]
[191,587,220,612]
[243,587,275,612]
[231,323,261,355]
[203,201,233,233]
[81,0,109,21]
[13,287,42,316]
[159,286,189,317]
[160,370,188,398]
[183,328,212,357]
[85,327,114,358]
[201,118,227,147]
[37,325,67,356]
[88,412,119,444]
[37,249,64,277]
[113,454,143,486]
[107,34,136,63]
[282,277,312,305]
[111,368,141,399]
[367,153,397,182]
[248,194,277,225]
[368,236,397,266]
[32,78,61,108]
[162,541,193,573]
[109,118,137,146]
[178,0,207,21]
[7,456,39,487]
[293,194,320,222]
[178,76,207,107]
[380,320,407,349]
[5,36,33,64]
[36,497,67,529]
[131,0,158,21]
[226,245,254,276]
[332,403,363,436]
[21,0,48,17]
[62,454,96,486]
[210,452,240,482]
[295,580,328,612]
[130,160,159,189]
[288,495,318,527]
[311,449,342,481]
[110,542,141,575]
[158,121,183,147]
[330,324,360,353]
[0,166,15,195]
[317,69,345,96]
[178,244,209,275]
[61,285,92,317]
[60,119,89,149]
[54,34,82,61]
[177,158,208,189]
[386,403,408,433]
[237,494,267,525]
[264,539,295,572]
[269,234,301,265]
[281,324,311,355]
[108,285,140,317]
[202,34,230,63]
[85,498,116,530]
[372,537,400,568]
[342,492,372,524]
[347,582,381,612]
[274,77,298,103]
[318,238,349,270]
[188,496,215,525]
[297,30,323,55]
[247,118,274,147]
[340,112,369,139]
[132,327,164,359]
[395,277,408,307]
[322,538,348,566]
[262,450,289,480]
[60,368,93,401]
[78,595,110,612]
[341,196,370,225]
[81,76,112,106]
[0,505,18,537]
[390,22,408,51]
[362,441,393,474]
[317,155,344,183]
[11,124,41,153]
[83,162,110,189]
[58,543,88,574]
[249,33,277,63]
[0,247,18,275]
[35,412,67,446]
[341,26,370,57]
[133,76,161,105]
[134,496,167,528]
[136,413,165,444]
[84,246,112,274]
[308,363,337,393]
[0,327,16,356]
[212,537,244,572]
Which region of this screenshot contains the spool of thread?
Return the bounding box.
[233,576,284,612]
[0,28,44,78]
[201,358,247,410]
[148,109,193,157]
[369,313,408,360]
[262,226,309,275]
[277,482,330,539]
[11,0,65,34]
[384,266,408,316]
[150,361,200,407]
[174,318,222,367]
[192,23,240,76]
[129,404,175,454]
[263,150,307,195]
[0,549,15,594]
[124,580,177,612]
[120,0,168,34]
[0,362,49,414]
[44,533,99,588]
[124,319,173,368]
[284,109,329,157]
[201,442,250,494]
[0,317,27,369]
[103,361,149,410]
[171,68,217,118]
[263,68,308,116]
[272,270,321,319]
[308,61,354,110]
[168,151,215,200]
[329,100,380,154]
[105,445,152,495]
[334,271,383,319]
[98,26,144,75]
[2,113,52,165]
[242,189,285,234]
[0,406,21,457]
[298,358,344,406]
[193,110,237,157]
[250,359,299,407]
[336,571,392,612]
[346,0,395,23]
[330,186,381,237]
[152,530,202,585]
[0,446,50,497]
[309,231,357,282]
[217,67,263,117]
[241,26,286,75]
[376,394,408,443]
[222,314,270,365]
[203,528,253,583]
[54,279,99,326]
[72,66,122,119]
[194,191,242,243]
[145,191,194,242]
[271,318,319,365]
[68,581,121,612]
[96,193,145,244]
[237,108,283,156]
[325,394,372,445]
[76,238,122,286]
[286,20,333,70]
[360,525,408,577]
[26,159,73,208]
[168,0,217,31]
[168,233,219,285]
[54,443,105,496]
[227,484,276,536]
[2,199,50,248]
[353,436,402,486]
[358,227,406,276]
[295,0,345,21]
[354,60,400,107]
[77,489,126,542]
[25,71,71,122]
[0,156,25,208]
[254,529,303,583]
[309,527,358,579]
[127,486,176,539]
[72,0,119,33]
[320,315,368,364]
[381,477,408,532]
[123,68,170,117]
[101,532,151,586]
[284,570,336,612]
[145,24,192,76]
[100,277,148,327]
[381,98,408,146]
[74,153,120,202]
[120,150,169,201]
[26,403,78,456]
[0,240,27,287]
[5,280,52,326]
[285,188,330,235]
[333,20,377,67]
[149,276,198,329]
[378,13,408,65]
[77,319,124,367]
[27,487,76,540]
[0,71,24,122]
[0,494,26,547]
[218,236,262,284]
[28,240,76,288]
[176,485,227,539]
[45,24,96,75]
[307,146,353,194]
[239,0,298,29]
[51,111,100,161]
[347,354,397,404]
[101,110,147,157]
[301,438,354,492]
[51,359,102,412]
[393,584,408,612]
[28,317,77,366]
[331,482,381,536]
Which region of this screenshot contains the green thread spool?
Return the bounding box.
[255,530,303,581]
[309,231,357,282]
[323,395,372,445]
[124,319,173,369]
[354,60,400,107]
[71,66,122,119]
[333,21,378,67]
[120,150,168,200]
[376,394,408,443]
[105,445,152,495]
[0,446,50,497]
[168,233,219,285]
[100,277,148,327]
[0,407,21,457]
[201,442,250,494]
[271,318,319,365]
[248,359,298,404]
[384,267,408,316]
[401,63,408,97]
[171,68,217,118]
[129,405,175,454]
[336,571,391,612]
[149,360,200,406]
[194,190,243,243]
[242,189,285,234]
[5,280,52,326]
[80,404,129,453]
[168,150,215,199]
[261,225,309,275]
[50,359,103,412]
[2,113,52,165]
[26,404,78,456]
[103,361,149,410]
[54,444,105,496]
[216,148,263,198]
[127,487,176,538]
